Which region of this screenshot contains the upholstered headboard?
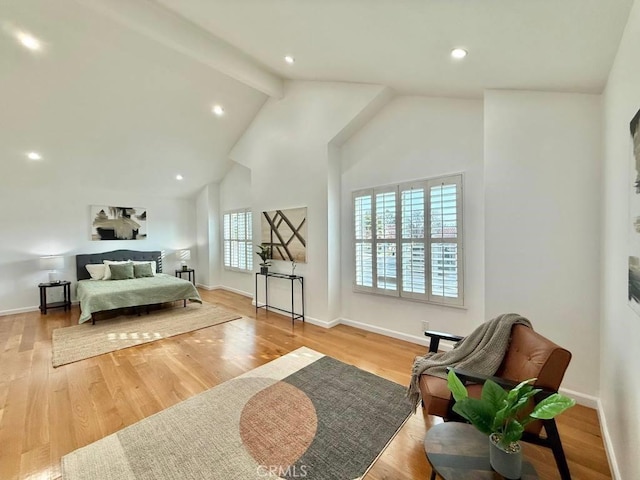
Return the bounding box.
[76,250,162,280]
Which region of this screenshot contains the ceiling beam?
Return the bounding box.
[75,0,284,98]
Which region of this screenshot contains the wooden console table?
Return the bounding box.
[255,272,304,324]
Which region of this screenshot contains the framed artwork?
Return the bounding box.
[628,108,640,315]
[261,207,307,263]
[91,206,147,241]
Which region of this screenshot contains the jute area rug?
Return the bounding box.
[62,347,413,480]
[52,302,241,367]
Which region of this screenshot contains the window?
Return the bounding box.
[353,174,463,306]
[223,209,253,272]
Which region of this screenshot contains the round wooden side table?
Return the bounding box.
[424,422,538,480]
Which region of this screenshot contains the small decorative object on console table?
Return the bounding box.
[447,371,576,479]
[39,280,71,315]
[256,244,272,275]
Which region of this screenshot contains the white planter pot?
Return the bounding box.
[489,433,522,480]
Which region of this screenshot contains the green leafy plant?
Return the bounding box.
[256,244,272,266]
[447,370,576,450]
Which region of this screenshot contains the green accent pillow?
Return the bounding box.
[134,263,154,278]
[109,262,134,280]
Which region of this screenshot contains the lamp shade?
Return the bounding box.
[39,255,64,271]
[178,250,191,261]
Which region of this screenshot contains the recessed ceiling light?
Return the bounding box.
[27,152,42,160]
[17,32,41,51]
[212,105,225,116]
[284,55,295,64]
[176,174,183,181]
[451,48,468,59]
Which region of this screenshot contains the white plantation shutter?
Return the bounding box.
[353,174,463,306]
[401,184,426,299]
[354,192,374,289]
[223,209,253,272]
[428,176,463,305]
[374,189,398,293]
[223,214,231,267]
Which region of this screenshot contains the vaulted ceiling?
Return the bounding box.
[1,0,634,197]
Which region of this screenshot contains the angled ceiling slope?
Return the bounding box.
[1,0,276,197]
[156,0,634,97]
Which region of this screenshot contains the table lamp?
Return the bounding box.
[40,255,64,283]
[178,250,191,270]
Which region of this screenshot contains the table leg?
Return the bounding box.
[39,287,46,314]
[65,283,71,311]
[301,278,305,322]
[290,278,294,324]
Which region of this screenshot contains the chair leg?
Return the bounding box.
[544,419,571,480]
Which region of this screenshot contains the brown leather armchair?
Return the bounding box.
[419,324,573,480]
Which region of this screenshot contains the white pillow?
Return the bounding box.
[103,260,132,280]
[131,260,157,275]
[85,264,106,281]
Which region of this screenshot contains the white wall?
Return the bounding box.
[195,183,221,289]
[0,185,196,315]
[484,90,602,400]
[229,81,387,324]
[327,143,342,321]
[340,96,485,342]
[601,0,640,478]
[219,162,254,295]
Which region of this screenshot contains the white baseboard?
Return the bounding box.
[339,317,432,347]
[214,285,253,298]
[0,305,40,317]
[196,284,253,299]
[0,300,79,318]
[306,316,340,328]
[248,299,337,328]
[597,399,621,480]
[557,387,598,409]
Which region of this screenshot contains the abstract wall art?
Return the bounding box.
[91,206,147,241]
[261,207,307,263]
[628,108,640,315]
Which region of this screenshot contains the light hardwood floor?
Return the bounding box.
[0,289,611,479]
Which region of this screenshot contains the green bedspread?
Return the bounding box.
[77,273,202,324]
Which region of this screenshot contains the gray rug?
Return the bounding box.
[61,347,413,480]
[52,302,241,367]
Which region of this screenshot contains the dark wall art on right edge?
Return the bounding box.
[628,108,640,316]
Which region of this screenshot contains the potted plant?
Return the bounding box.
[256,244,272,275]
[447,370,576,479]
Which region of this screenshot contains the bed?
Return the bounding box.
[76,249,202,324]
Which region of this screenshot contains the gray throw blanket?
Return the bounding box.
[407,313,532,409]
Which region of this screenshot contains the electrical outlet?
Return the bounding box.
[422,320,430,334]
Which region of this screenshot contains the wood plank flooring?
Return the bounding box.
[0,289,611,479]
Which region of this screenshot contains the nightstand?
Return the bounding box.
[175,268,195,285]
[38,281,71,315]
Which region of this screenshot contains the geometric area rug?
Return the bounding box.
[61,347,414,479]
[52,302,240,367]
